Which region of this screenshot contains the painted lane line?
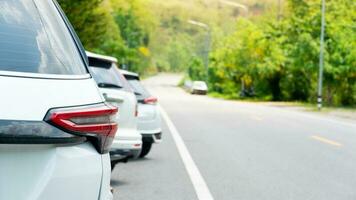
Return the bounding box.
[158,105,214,200]
[311,135,342,147]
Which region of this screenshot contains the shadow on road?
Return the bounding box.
[128,157,153,163]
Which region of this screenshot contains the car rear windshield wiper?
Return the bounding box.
[97,82,122,89]
[134,91,142,95]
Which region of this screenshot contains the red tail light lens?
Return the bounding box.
[45,103,118,154]
[144,96,158,105]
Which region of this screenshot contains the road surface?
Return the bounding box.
[112,73,356,200]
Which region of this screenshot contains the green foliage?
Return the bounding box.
[58,0,354,106]
[188,57,205,81]
[58,0,125,57]
[208,0,355,106]
[58,0,155,74]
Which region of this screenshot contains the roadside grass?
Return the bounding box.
[208,92,273,102]
[207,92,356,113]
[281,102,356,112]
[177,75,355,121]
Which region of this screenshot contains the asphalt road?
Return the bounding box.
[112,74,356,200]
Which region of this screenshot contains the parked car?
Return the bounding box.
[190,81,208,95]
[86,51,142,166]
[0,1,114,200]
[121,70,162,158]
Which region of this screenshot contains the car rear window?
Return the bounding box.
[113,67,133,93]
[126,78,150,101]
[88,56,132,92]
[194,81,207,87]
[0,0,87,75]
[89,65,125,88]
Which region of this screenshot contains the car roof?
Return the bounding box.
[85,51,118,64]
[119,69,140,80]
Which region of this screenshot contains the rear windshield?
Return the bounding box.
[89,65,125,88]
[194,81,207,87]
[89,58,132,92]
[126,79,150,101]
[113,67,133,93]
[0,0,86,75]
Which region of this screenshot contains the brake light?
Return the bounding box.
[45,103,118,154]
[144,96,158,104]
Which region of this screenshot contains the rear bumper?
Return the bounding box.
[110,137,142,161]
[111,139,142,150]
[137,110,162,136]
[109,149,131,161]
[142,132,162,144]
[109,148,141,161]
[111,129,142,150]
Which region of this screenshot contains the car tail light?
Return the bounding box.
[45,103,118,154]
[143,96,158,105]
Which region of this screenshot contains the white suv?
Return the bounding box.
[87,52,142,164]
[121,70,162,158]
[0,1,114,200]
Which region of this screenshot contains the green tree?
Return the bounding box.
[58,0,125,58]
[188,57,205,81]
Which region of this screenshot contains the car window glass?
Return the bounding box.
[89,66,124,88]
[112,65,133,93]
[194,81,206,87]
[0,0,86,75]
[126,79,150,100]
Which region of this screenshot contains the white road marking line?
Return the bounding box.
[311,135,343,147]
[159,105,214,200]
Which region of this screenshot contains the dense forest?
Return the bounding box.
[58,0,355,106]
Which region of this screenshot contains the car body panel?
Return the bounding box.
[0,76,103,121]
[99,88,142,150]
[87,51,142,153]
[0,0,112,199]
[0,143,104,200]
[0,76,106,200]
[120,70,162,143]
[98,153,113,200]
[191,81,208,94]
[137,104,162,135]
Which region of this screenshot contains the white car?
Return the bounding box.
[86,52,142,164]
[121,70,162,158]
[0,1,114,200]
[191,81,208,95]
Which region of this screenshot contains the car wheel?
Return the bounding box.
[139,142,152,158]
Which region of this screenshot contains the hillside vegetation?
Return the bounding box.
[58,0,274,73]
[58,0,355,106]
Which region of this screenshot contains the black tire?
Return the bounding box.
[139,142,152,158]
